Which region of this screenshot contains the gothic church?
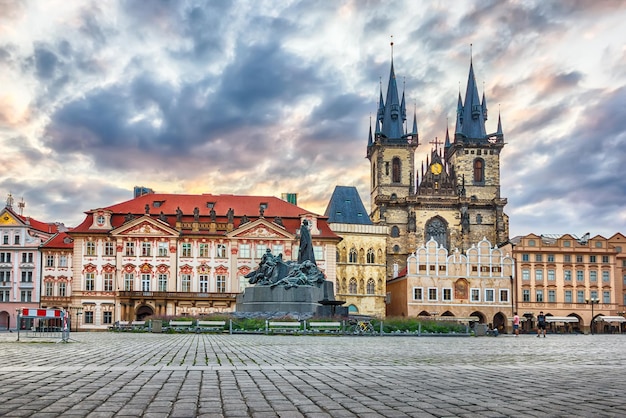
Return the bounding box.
[367,47,509,278]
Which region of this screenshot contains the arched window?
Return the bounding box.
[372,163,376,188]
[342,278,347,292]
[425,217,448,249]
[366,279,375,294]
[366,248,375,264]
[473,158,484,183]
[391,226,400,237]
[336,250,340,262]
[392,157,401,183]
[349,278,357,293]
[349,248,357,263]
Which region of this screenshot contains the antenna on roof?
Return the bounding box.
[18,198,25,216]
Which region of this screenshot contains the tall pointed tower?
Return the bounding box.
[367,43,419,276]
[368,48,509,279]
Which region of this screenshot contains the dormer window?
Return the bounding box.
[153,201,164,208]
[206,202,215,208]
[96,215,105,226]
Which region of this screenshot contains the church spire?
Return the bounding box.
[458,58,487,140]
[379,40,405,139]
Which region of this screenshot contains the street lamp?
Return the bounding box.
[585,298,599,335]
[71,306,83,333]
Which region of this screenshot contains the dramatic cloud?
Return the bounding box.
[0,0,625,238]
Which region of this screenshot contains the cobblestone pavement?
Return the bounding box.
[0,332,625,417]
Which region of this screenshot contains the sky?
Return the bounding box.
[0,0,625,239]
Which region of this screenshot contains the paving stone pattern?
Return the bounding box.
[0,332,625,417]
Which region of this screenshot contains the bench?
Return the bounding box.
[131,320,147,331]
[267,321,302,334]
[168,320,194,332]
[307,321,343,334]
[109,321,131,331]
[196,320,227,333]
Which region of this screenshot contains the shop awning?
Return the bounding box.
[597,316,626,323]
[546,317,579,323]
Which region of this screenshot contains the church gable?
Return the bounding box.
[0,208,24,227]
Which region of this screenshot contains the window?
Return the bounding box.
[528,239,536,247]
[158,242,168,257]
[313,246,324,261]
[428,288,438,301]
[104,242,115,256]
[391,226,400,238]
[602,255,609,263]
[392,157,401,183]
[576,255,583,263]
[548,290,556,303]
[602,271,610,282]
[59,255,67,267]
[590,271,597,282]
[86,242,96,256]
[443,288,452,301]
[181,274,191,292]
[0,252,10,263]
[182,243,192,257]
[46,255,54,267]
[0,271,9,281]
[1,290,9,301]
[413,287,423,301]
[124,274,134,291]
[84,311,93,324]
[103,311,112,325]
[272,245,283,256]
[366,249,375,264]
[14,234,20,245]
[20,290,32,302]
[158,274,167,291]
[577,290,584,303]
[21,252,33,263]
[485,289,495,302]
[603,291,610,304]
[590,290,598,300]
[85,273,95,291]
[45,282,54,296]
[141,274,150,291]
[589,255,596,263]
[564,290,572,303]
[255,244,267,259]
[239,244,250,258]
[535,270,543,281]
[141,242,151,257]
[366,279,375,294]
[125,242,135,257]
[473,158,484,183]
[199,275,209,292]
[536,289,544,302]
[522,254,529,262]
[522,269,530,281]
[2,235,7,245]
[349,278,357,294]
[349,248,357,263]
[576,270,584,282]
[59,282,66,297]
[564,270,572,281]
[216,275,226,293]
[564,254,571,263]
[535,254,542,262]
[499,289,509,303]
[104,273,113,292]
[199,243,209,258]
[547,270,555,281]
[471,288,480,302]
[547,254,555,262]
[21,271,33,282]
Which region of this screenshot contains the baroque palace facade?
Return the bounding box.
[39,193,340,331]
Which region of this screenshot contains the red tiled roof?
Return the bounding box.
[41,232,74,249]
[71,193,339,240]
[17,214,59,234]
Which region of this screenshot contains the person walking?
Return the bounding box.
[513,312,520,336]
[537,311,547,337]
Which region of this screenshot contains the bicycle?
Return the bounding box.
[348,320,376,335]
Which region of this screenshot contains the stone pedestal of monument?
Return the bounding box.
[236,281,345,316]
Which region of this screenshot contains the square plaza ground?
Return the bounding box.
[0,332,624,417]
